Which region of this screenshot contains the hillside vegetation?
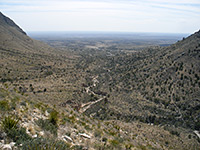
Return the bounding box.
[0,12,200,149]
[81,30,200,130]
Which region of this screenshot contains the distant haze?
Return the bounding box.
[28,31,188,39]
[1,0,200,34]
[28,31,188,48]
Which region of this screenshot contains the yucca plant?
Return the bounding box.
[1,115,19,132]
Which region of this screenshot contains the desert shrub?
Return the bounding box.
[21,137,70,150]
[1,115,19,132]
[85,124,92,131]
[108,130,117,136]
[0,88,8,98]
[44,71,53,76]
[1,115,32,144]
[109,139,120,147]
[125,143,134,149]
[138,145,148,150]
[68,115,76,123]
[0,78,13,83]
[194,121,200,130]
[20,101,27,106]
[102,137,108,143]
[164,126,180,137]
[7,127,32,145]
[94,129,102,138]
[71,145,84,150]
[0,100,9,111]
[188,134,192,139]
[49,110,59,125]
[36,119,58,135]
[35,102,43,110]
[94,143,105,149]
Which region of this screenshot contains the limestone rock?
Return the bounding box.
[62,135,73,142]
[2,144,12,150]
[79,133,91,139]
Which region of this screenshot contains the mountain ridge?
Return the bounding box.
[0,12,26,35]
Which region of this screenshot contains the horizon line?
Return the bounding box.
[27,30,190,35]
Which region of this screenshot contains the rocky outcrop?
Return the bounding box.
[0,142,16,150]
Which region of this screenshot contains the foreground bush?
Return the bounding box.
[21,137,70,150]
[1,115,19,132]
[7,127,32,145]
[1,115,32,145]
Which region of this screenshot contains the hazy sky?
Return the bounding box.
[1,0,200,33]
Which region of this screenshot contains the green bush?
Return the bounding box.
[49,110,59,125]
[0,100,9,111]
[44,71,53,76]
[1,115,32,145]
[110,139,120,147]
[7,127,32,145]
[1,115,19,132]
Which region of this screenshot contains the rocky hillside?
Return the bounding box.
[0,12,200,149]
[1,83,199,150]
[79,30,200,131]
[80,30,200,125]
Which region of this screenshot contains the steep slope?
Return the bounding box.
[0,12,51,52]
[80,30,200,130]
[0,12,71,83]
[0,12,26,35]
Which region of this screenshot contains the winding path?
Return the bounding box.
[79,76,106,113]
[79,96,106,113]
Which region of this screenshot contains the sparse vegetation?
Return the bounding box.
[21,138,70,150]
[36,118,58,135]
[0,12,199,149]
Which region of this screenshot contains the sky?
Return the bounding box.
[0,0,200,33]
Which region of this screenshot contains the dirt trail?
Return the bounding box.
[80,76,106,113]
[80,96,106,113]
